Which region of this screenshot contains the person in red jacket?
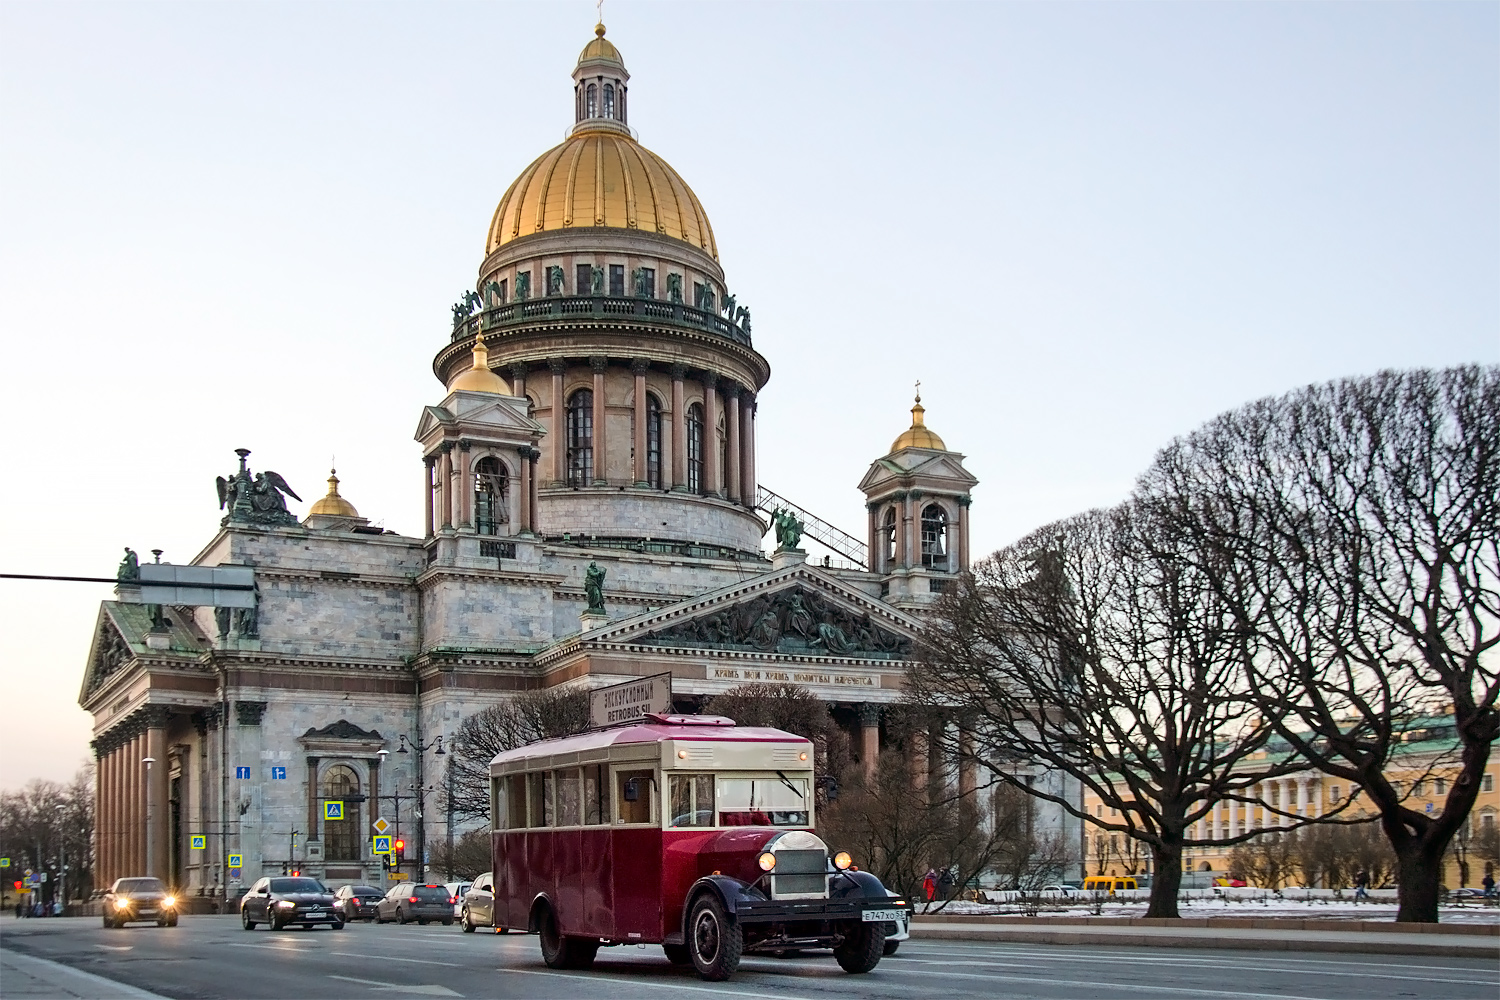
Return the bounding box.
[922,868,937,905]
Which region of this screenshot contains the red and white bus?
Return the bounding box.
[483,712,908,980]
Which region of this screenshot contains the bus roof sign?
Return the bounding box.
[589,672,672,729]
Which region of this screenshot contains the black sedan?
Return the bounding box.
[240,876,344,931]
[102,877,178,928]
[334,884,385,922]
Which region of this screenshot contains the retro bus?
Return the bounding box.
[485,712,908,981]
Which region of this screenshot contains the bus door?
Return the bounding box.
[610,765,663,939]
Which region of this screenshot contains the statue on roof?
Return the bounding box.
[584,561,607,614]
[217,449,302,527]
[116,547,140,583]
[772,507,804,551]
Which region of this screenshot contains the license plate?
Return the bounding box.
[862,909,899,923]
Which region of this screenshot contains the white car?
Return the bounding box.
[444,881,472,919]
[883,898,910,956]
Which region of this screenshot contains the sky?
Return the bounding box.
[0,1,1495,790]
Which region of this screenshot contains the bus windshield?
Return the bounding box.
[669,772,810,828]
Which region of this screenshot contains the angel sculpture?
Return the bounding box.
[216,449,302,527]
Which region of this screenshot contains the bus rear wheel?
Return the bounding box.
[688,896,741,982]
[538,907,597,970]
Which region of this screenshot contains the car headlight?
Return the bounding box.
[275,900,297,909]
[115,898,131,910]
[833,851,853,870]
[162,896,176,908]
[757,851,777,872]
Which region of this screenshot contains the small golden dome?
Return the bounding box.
[308,469,360,518]
[448,333,509,393]
[891,395,947,452]
[486,130,717,258]
[578,23,624,68]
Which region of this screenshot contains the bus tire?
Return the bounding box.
[833,920,884,974]
[688,895,741,982]
[662,943,691,965]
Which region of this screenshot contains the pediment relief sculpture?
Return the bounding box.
[641,586,912,659]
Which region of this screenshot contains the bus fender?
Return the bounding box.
[829,869,891,900]
[526,892,556,933]
[682,875,763,930]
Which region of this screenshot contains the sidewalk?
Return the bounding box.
[0,949,165,999]
[910,915,1500,958]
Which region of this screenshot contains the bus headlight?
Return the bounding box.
[833,851,853,870]
[757,852,777,872]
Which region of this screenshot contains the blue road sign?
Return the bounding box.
[324,801,344,820]
[372,835,392,855]
[227,854,243,868]
[236,766,251,779]
[191,835,206,850]
[271,766,286,780]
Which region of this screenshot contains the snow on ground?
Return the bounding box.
[919,898,1500,924]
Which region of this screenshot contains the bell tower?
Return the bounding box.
[858,393,977,611]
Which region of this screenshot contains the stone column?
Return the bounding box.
[457,442,472,530]
[368,757,381,844]
[724,384,741,502]
[958,727,976,798]
[306,757,320,840]
[670,364,687,491]
[906,492,920,570]
[866,504,879,573]
[744,394,757,507]
[1313,780,1323,818]
[146,718,168,880]
[1296,777,1309,819]
[509,363,528,401]
[858,704,881,784]
[528,449,540,533]
[423,457,435,538]
[1278,780,1291,828]
[516,446,532,533]
[133,732,146,875]
[438,444,453,530]
[957,496,971,571]
[590,357,608,485]
[1211,799,1223,841]
[702,372,721,497]
[550,360,567,485]
[101,748,115,886]
[631,360,650,487]
[909,728,928,799]
[1228,798,1240,840]
[894,492,908,569]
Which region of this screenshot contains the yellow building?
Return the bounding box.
[1081,720,1500,889]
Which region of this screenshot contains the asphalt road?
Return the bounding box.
[2,915,1497,1000]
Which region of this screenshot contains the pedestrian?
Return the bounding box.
[13,900,21,919]
[1483,871,1495,900]
[922,868,937,906]
[938,866,956,899]
[1354,869,1370,901]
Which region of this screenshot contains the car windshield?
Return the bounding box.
[117,878,165,894]
[269,878,326,893]
[716,775,810,827]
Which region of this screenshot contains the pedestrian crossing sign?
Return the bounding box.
[372,835,392,855]
[227,854,243,869]
[0,858,9,868]
[324,801,344,820]
[191,835,206,850]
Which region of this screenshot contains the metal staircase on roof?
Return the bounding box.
[754,486,868,569]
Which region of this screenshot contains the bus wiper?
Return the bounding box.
[775,770,805,800]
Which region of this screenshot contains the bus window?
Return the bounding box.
[504,774,526,828]
[527,772,553,828]
[557,768,581,827]
[718,776,810,827]
[669,774,714,828]
[583,764,605,825]
[615,769,654,825]
[491,777,502,830]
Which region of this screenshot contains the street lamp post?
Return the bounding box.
[396,734,444,881]
[143,757,156,878]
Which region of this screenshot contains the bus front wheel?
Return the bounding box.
[833,920,884,974]
[688,896,741,982]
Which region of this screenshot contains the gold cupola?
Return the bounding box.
[308,469,360,518]
[890,394,947,452]
[447,333,509,394]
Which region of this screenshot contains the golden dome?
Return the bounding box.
[578,23,624,68]
[891,395,947,452]
[486,130,718,259]
[308,469,360,518]
[448,334,509,393]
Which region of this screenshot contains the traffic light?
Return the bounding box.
[394,839,405,859]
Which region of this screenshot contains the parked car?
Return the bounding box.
[376,883,455,925]
[240,876,342,931]
[444,881,472,919]
[1212,877,1249,888]
[102,877,178,928]
[459,872,509,933]
[333,884,385,922]
[1039,884,1078,898]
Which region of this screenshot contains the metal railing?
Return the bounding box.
[754,486,869,569]
[453,295,752,347]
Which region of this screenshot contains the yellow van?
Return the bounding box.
[1082,876,1138,895]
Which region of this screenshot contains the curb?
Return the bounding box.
[0,950,168,999]
[911,914,1499,936]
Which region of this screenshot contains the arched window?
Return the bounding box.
[603,83,615,119]
[686,402,704,494]
[882,507,897,568]
[586,83,597,118]
[566,389,593,487]
[321,764,360,862]
[646,394,663,489]
[474,456,509,535]
[921,504,948,569]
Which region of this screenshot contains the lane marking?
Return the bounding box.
[893,956,1498,988]
[901,944,1500,975]
[328,975,462,996]
[499,966,816,1000]
[872,965,1330,1000]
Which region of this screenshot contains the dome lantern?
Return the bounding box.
[572,23,630,136]
[447,333,509,394]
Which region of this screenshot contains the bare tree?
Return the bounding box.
[0,765,95,906]
[427,830,493,882]
[1142,366,1500,921]
[1228,831,1297,889]
[441,689,590,822]
[912,503,1328,918]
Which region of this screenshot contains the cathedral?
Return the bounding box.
[79,25,1073,898]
